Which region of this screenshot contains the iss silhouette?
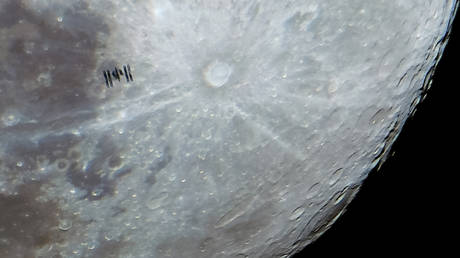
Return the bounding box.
[103,64,133,88]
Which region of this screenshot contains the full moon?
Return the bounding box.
[0,0,457,257]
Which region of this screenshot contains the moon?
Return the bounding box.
[0,1,457,257]
[295,14,459,255]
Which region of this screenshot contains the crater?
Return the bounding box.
[65,135,132,201]
[203,60,232,88]
[56,158,69,171]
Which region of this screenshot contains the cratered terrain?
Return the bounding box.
[0,0,458,257]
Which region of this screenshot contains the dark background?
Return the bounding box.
[294,10,458,257]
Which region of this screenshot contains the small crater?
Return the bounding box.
[334,187,349,205]
[328,168,343,187]
[203,60,232,88]
[289,206,305,221]
[306,183,320,199]
[0,110,22,127]
[58,218,72,231]
[56,158,69,171]
[108,155,123,169]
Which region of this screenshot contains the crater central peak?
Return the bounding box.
[203,60,232,88]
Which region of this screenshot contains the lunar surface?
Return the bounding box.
[0,0,457,257]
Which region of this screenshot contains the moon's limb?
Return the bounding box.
[0,0,457,257]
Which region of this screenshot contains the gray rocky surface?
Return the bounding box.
[0,0,457,257]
